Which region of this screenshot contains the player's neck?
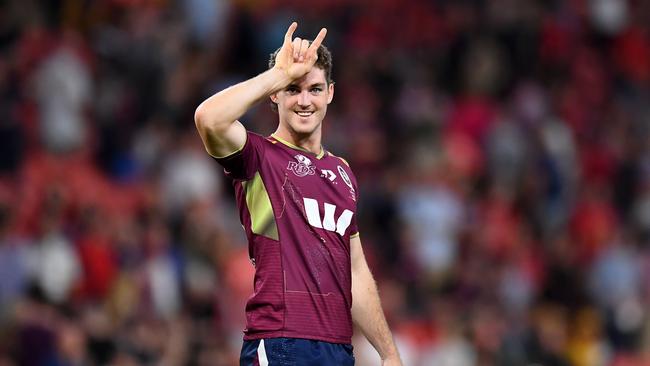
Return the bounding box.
[273,127,322,156]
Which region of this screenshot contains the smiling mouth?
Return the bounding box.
[295,111,315,117]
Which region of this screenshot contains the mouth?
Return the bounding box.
[295,111,315,118]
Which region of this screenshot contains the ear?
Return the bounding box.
[270,93,279,104]
[327,82,334,104]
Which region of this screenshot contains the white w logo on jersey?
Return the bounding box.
[303,198,353,236]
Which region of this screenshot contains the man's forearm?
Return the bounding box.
[194,67,291,133]
[351,259,400,361]
[194,67,291,157]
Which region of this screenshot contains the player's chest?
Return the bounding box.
[264,150,357,209]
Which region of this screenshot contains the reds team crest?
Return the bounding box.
[287,154,316,177]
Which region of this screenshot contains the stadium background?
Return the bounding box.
[0,0,649,365]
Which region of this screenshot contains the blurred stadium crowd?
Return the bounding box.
[0,0,649,365]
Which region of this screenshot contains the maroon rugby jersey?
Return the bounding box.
[215,131,360,344]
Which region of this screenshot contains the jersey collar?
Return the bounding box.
[271,133,326,159]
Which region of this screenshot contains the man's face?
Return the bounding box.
[271,67,334,137]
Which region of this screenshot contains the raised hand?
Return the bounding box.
[273,22,327,81]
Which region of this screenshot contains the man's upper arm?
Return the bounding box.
[350,235,365,272]
[196,119,248,158]
[213,130,264,181]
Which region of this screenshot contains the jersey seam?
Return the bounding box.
[270,133,326,159]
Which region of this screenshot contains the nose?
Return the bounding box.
[297,90,311,108]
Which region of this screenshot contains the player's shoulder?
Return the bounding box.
[246,130,271,143]
[243,131,280,151]
[326,151,350,167]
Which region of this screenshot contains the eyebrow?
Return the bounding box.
[286,82,326,88]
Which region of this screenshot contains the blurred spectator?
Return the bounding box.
[0,203,30,321]
[33,44,91,154]
[398,147,464,278]
[160,134,222,216]
[29,189,81,305]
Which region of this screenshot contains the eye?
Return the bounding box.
[310,87,322,94]
[286,87,299,95]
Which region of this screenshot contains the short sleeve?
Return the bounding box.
[213,131,266,181]
[347,165,361,237]
[349,216,359,238]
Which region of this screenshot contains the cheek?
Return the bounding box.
[287,98,300,109]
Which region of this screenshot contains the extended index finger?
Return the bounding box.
[307,28,327,53]
[284,22,298,45]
